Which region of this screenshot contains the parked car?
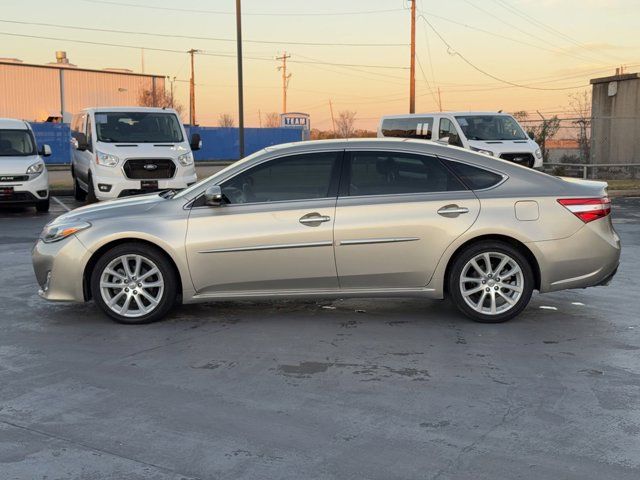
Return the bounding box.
[33,139,619,324]
[70,107,200,202]
[0,118,50,212]
[378,112,543,168]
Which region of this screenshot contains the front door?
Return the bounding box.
[185,151,342,295]
[333,150,480,289]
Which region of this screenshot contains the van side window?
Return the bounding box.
[445,161,504,190]
[438,118,463,147]
[381,117,433,139]
[347,151,466,196]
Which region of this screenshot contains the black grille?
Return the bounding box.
[499,153,534,168]
[123,159,176,179]
[0,191,37,202]
[0,175,29,182]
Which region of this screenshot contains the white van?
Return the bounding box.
[70,107,200,202]
[378,112,543,169]
[0,118,50,212]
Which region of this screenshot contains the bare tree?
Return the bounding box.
[529,111,561,162]
[217,113,235,128]
[568,91,592,163]
[137,88,184,116]
[336,110,357,138]
[264,112,280,128]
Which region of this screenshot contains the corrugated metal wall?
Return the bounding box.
[0,64,61,121]
[0,63,165,122]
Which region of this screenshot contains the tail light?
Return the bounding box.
[557,197,611,223]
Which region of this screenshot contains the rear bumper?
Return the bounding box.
[531,218,621,293]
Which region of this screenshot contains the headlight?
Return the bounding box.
[26,162,45,176]
[535,148,542,159]
[96,151,120,167]
[41,221,91,243]
[470,147,494,156]
[177,152,194,166]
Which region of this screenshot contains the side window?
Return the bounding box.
[347,151,466,196]
[445,161,504,190]
[85,117,94,152]
[438,118,463,147]
[381,117,433,140]
[221,152,340,204]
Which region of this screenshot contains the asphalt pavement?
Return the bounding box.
[0,196,639,480]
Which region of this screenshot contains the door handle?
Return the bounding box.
[299,213,331,226]
[437,205,470,216]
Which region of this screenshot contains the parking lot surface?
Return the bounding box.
[1,196,639,480]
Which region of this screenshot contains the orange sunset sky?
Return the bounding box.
[2,0,639,130]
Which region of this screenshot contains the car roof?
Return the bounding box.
[79,107,180,114]
[0,118,30,130]
[380,112,513,120]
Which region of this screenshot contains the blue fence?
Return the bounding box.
[29,122,304,164]
[29,122,72,165]
[186,126,304,161]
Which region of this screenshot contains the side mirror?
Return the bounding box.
[41,144,52,157]
[190,133,202,151]
[72,132,88,151]
[528,131,536,141]
[204,185,223,207]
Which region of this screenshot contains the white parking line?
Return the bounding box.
[52,196,71,212]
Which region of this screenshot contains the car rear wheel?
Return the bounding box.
[90,243,177,324]
[448,241,534,323]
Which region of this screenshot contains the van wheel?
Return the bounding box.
[86,175,97,203]
[90,243,178,324]
[448,241,534,323]
[74,176,87,202]
[35,198,50,213]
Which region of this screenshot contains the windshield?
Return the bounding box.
[0,129,36,157]
[455,115,527,141]
[95,112,184,143]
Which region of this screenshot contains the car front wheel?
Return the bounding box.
[90,243,177,324]
[448,241,534,323]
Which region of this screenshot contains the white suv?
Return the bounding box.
[0,118,50,212]
[70,107,200,202]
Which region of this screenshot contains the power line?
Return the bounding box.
[417,15,587,91]
[0,19,406,47]
[81,0,405,16]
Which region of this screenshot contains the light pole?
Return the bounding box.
[236,0,245,158]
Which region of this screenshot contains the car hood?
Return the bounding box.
[95,141,191,159]
[54,193,166,224]
[467,139,539,155]
[0,155,41,174]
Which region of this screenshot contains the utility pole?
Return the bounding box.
[188,49,199,125]
[409,0,416,113]
[276,52,292,114]
[329,100,336,136]
[258,109,262,128]
[236,0,245,157]
[168,76,176,108]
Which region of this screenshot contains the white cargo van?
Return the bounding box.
[378,112,543,168]
[0,118,50,212]
[70,107,200,202]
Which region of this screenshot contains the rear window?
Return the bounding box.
[446,161,504,190]
[380,117,433,140]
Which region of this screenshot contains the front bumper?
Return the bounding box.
[32,235,89,302]
[94,173,197,201]
[0,171,49,204]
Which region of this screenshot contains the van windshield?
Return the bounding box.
[0,129,36,156]
[455,115,527,141]
[95,112,184,143]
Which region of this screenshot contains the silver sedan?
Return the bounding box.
[32,139,620,324]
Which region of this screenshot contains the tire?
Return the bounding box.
[90,243,178,324]
[86,174,97,203]
[73,173,87,202]
[35,197,50,213]
[448,241,534,323]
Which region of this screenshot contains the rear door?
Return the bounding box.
[333,150,480,289]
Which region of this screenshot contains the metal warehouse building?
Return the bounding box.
[0,52,165,123]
